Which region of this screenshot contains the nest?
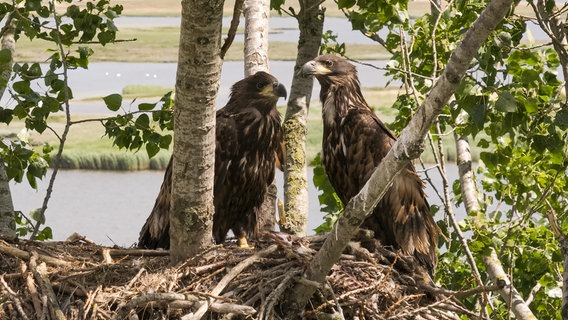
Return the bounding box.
[0,232,473,320]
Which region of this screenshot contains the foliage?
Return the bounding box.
[102,92,174,158]
[310,153,343,233]
[316,0,567,317]
[0,0,173,240]
[14,209,52,241]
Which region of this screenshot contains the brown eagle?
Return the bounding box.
[301,54,439,277]
[138,71,287,249]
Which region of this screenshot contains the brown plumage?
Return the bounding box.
[301,54,439,277]
[138,71,287,249]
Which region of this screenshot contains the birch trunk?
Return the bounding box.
[243,0,270,75]
[283,0,515,316]
[455,134,536,319]
[0,19,16,240]
[169,0,223,264]
[280,1,324,236]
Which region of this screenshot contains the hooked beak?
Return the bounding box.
[275,82,287,100]
[300,60,330,77]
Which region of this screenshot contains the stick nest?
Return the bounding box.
[0,233,472,320]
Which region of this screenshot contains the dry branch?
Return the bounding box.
[0,240,72,266]
[32,260,67,320]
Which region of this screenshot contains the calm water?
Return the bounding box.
[10,164,461,247]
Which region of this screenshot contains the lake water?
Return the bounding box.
[10,163,462,247]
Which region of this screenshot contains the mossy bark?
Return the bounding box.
[281,1,324,236]
[170,0,224,264]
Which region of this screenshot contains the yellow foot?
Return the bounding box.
[237,236,255,249]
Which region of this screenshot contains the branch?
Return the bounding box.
[283,0,515,317]
[32,260,67,320]
[483,250,537,320]
[188,244,278,320]
[0,240,72,267]
[220,0,244,59]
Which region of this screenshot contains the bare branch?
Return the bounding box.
[220,0,244,59]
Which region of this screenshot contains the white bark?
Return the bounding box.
[455,133,536,319]
[170,0,223,263]
[243,0,270,76]
[483,250,537,320]
[284,0,515,316]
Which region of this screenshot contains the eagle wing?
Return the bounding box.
[325,107,438,276]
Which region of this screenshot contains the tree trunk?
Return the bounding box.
[283,0,514,316]
[243,0,270,75]
[280,1,324,236]
[169,0,224,264]
[0,18,16,241]
[455,134,536,319]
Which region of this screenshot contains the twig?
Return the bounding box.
[1,274,31,320]
[0,240,72,267]
[258,269,302,320]
[113,293,256,319]
[32,260,67,320]
[188,244,278,320]
[220,0,244,58]
[84,285,102,320]
[26,256,44,319]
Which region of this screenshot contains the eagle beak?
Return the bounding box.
[300,60,329,77]
[275,82,287,100]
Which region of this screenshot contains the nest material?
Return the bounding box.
[0,233,471,320]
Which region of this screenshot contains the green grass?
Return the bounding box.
[122,85,173,98]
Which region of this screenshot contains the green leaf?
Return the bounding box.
[103,93,123,111]
[12,81,31,94]
[554,109,568,129]
[135,113,150,129]
[30,208,45,224]
[337,0,356,9]
[495,91,517,113]
[0,48,12,63]
[139,102,157,111]
[146,141,160,158]
[36,227,53,241]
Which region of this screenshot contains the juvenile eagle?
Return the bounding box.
[301,54,439,277]
[138,71,287,249]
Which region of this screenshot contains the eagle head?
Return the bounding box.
[232,71,287,102]
[300,54,357,85]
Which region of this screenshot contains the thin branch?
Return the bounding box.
[220,0,244,59]
[31,0,74,239]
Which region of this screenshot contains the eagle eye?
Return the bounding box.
[325,60,333,67]
[256,82,265,90]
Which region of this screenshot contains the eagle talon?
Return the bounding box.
[237,237,255,249]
